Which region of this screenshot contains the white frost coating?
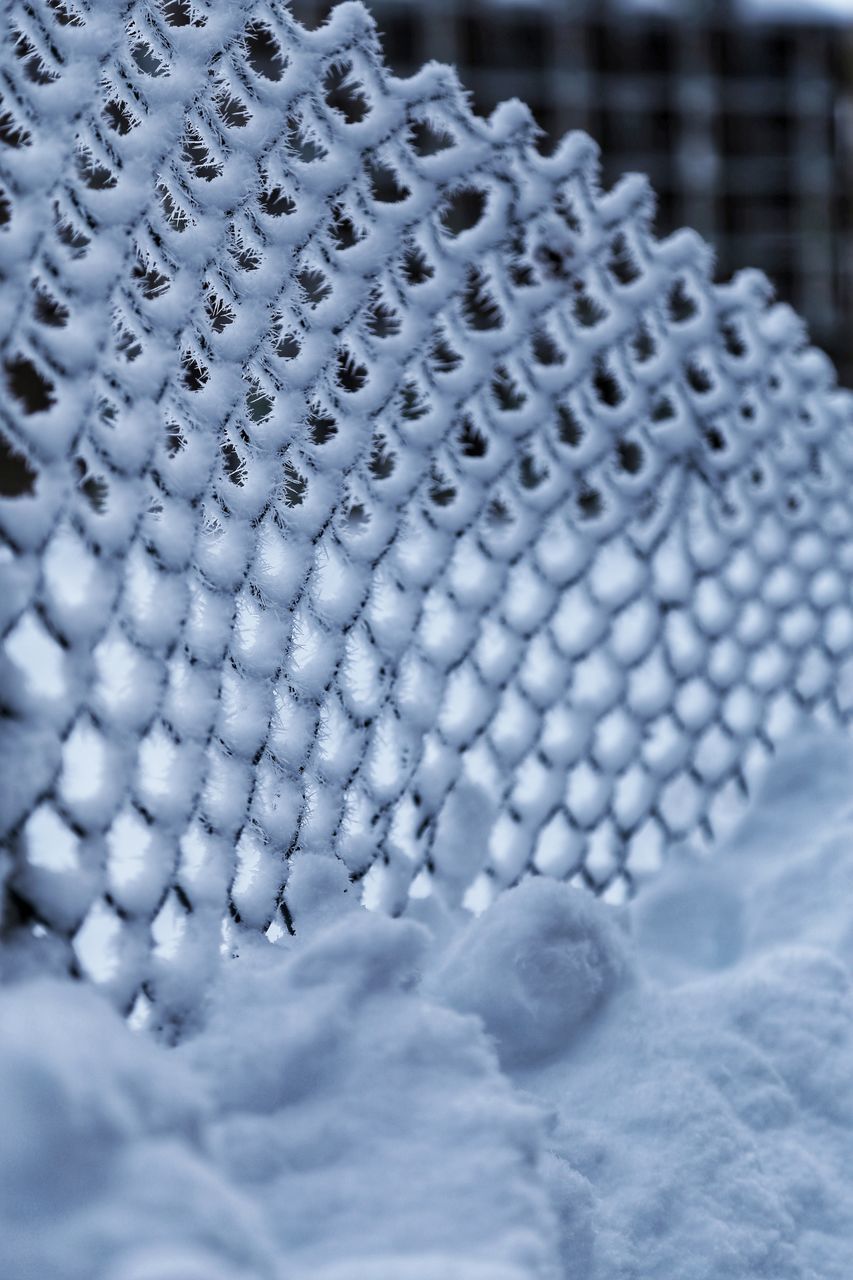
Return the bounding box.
[3,0,853,1023]
[430,778,494,902]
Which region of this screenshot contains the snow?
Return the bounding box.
[0,861,558,1280]
[428,876,629,1068]
[522,731,853,1277]
[3,733,853,1277]
[4,6,853,1272]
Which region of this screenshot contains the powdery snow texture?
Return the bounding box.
[2,732,853,1278]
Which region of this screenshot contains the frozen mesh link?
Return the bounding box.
[2,0,853,1027]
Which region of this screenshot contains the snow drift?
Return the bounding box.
[3,731,853,1278]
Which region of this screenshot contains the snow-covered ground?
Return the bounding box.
[3,730,853,1279]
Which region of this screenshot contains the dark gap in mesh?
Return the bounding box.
[631,322,656,363]
[0,110,32,148]
[366,300,401,338]
[131,42,167,78]
[557,405,584,447]
[204,290,234,331]
[458,417,488,458]
[337,350,368,392]
[462,269,503,331]
[308,409,337,445]
[247,385,274,421]
[536,244,573,281]
[686,362,713,395]
[532,329,565,366]
[520,454,548,489]
[181,128,220,182]
[616,439,644,475]
[440,188,486,236]
[216,92,251,128]
[277,333,300,359]
[608,232,640,285]
[260,187,296,217]
[165,424,185,456]
[487,495,514,526]
[133,260,170,301]
[573,286,608,328]
[286,117,327,163]
[283,461,307,506]
[33,287,69,327]
[45,0,84,26]
[400,382,428,420]
[430,332,462,374]
[14,31,58,86]
[668,277,699,323]
[324,62,370,122]
[401,243,434,285]
[231,240,261,272]
[409,118,455,157]
[577,485,603,519]
[245,23,285,80]
[429,467,456,507]
[222,440,245,486]
[103,100,136,134]
[162,0,192,27]
[331,205,362,249]
[298,267,332,307]
[0,433,37,496]
[492,367,526,410]
[5,355,56,414]
[555,193,582,233]
[343,501,370,530]
[76,458,109,512]
[593,359,623,407]
[720,318,747,358]
[368,160,410,204]
[181,353,209,391]
[76,148,117,190]
[369,436,396,480]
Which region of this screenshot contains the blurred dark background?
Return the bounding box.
[292,0,853,386]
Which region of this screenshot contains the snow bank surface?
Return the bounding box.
[4,730,853,1278]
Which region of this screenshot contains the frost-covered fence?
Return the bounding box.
[295,0,853,385]
[2,0,853,1026]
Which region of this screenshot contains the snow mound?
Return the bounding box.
[530,731,853,1278]
[3,732,853,1277]
[429,875,630,1067]
[0,891,558,1280]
